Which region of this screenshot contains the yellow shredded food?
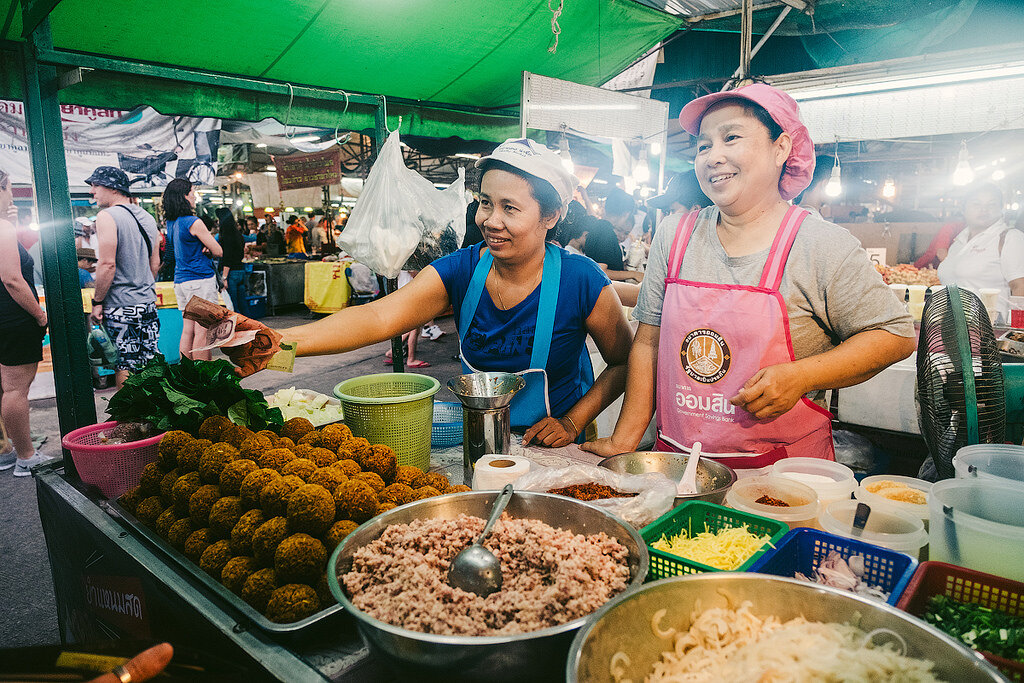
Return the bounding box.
[652,523,773,570]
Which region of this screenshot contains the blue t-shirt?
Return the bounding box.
[432,243,610,419]
[168,216,216,284]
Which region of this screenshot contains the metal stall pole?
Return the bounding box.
[20,22,96,479]
[372,99,405,372]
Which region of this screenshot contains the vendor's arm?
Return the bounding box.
[1001,229,1024,297]
[90,210,118,322]
[731,329,915,420]
[600,265,645,283]
[523,285,632,447]
[281,267,450,356]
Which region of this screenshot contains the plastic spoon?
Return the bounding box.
[677,441,702,495]
[447,484,514,597]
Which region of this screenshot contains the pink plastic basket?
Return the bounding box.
[61,421,163,499]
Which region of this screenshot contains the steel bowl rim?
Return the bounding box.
[328,490,649,647]
[565,572,1001,682]
[598,451,738,496]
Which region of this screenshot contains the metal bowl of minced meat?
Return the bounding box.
[600,451,737,506]
[327,490,648,682]
[567,573,1004,682]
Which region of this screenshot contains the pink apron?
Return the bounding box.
[654,207,835,468]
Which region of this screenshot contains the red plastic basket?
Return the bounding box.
[61,421,163,499]
[897,561,1024,680]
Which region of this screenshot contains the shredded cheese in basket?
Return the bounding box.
[651,523,772,570]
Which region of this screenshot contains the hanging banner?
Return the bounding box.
[0,100,221,189]
[272,147,342,191]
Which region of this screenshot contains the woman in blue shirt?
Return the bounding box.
[252,139,632,447]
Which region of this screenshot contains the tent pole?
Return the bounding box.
[721,6,792,91]
[372,99,405,373]
[20,20,96,476]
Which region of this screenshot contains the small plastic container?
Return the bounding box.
[771,458,856,507]
[952,444,1024,488]
[725,475,820,529]
[819,499,927,555]
[855,474,931,521]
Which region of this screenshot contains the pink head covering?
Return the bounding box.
[678,83,814,201]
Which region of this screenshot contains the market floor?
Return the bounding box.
[0,312,463,649]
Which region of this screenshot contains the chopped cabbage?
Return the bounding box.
[266,387,344,427]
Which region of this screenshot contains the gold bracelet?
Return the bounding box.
[562,415,579,437]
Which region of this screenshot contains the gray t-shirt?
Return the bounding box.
[635,207,915,362]
[104,203,158,309]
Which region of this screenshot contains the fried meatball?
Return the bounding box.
[291,443,313,460]
[221,424,254,449]
[251,516,290,566]
[238,434,273,462]
[315,574,335,607]
[199,443,238,484]
[411,485,441,501]
[296,431,320,447]
[308,467,346,492]
[167,518,195,550]
[380,483,414,506]
[345,437,372,464]
[274,534,327,584]
[184,528,215,563]
[154,508,178,538]
[333,480,378,522]
[321,423,352,442]
[281,458,317,481]
[199,539,233,578]
[138,462,168,497]
[334,458,361,477]
[157,430,193,469]
[257,448,296,472]
[197,415,233,442]
[307,447,337,468]
[324,520,360,553]
[239,468,280,509]
[255,429,280,445]
[177,438,213,473]
[135,496,164,526]
[361,444,397,483]
[451,484,472,493]
[219,458,258,496]
[393,465,422,487]
[276,437,296,451]
[286,484,335,536]
[377,501,397,514]
[241,567,278,612]
[315,430,348,453]
[118,486,143,514]
[353,471,386,493]
[230,509,266,555]
[158,467,181,506]
[266,583,320,623]
[260,475,305,517]
[280,417,315,443]
[336,446,354,461]
[411,471,450,492]
[171,471,203,516]
[188,484,222,527]
[208,496,244,538]
[221,556,259,595]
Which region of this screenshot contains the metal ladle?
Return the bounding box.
[447,484,514,597]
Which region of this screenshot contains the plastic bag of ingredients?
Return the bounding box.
[402,168,466,271]
[339,130,465,278]
[513,463,676,528]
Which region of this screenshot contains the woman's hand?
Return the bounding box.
[729,362,808,420]
[580,435,635,458]
[522,416,577,447]
[35,310,48,329]
[87,643,173,683]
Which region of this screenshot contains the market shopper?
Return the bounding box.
[228,138,633,447]
[583,84,916,467]
[0,166,50,477]
[936,182,1024,324]
[87,166,161,389]
[215,208,246,314]
[285,216,307,255]
[163,177,222,361]
[585,191,645,282]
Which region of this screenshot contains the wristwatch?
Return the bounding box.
[91,299,104,307]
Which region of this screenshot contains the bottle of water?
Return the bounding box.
[88,325,119,367]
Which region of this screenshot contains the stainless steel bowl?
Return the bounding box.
[599,451,737,506]
[567,573,1004,682]
[327,490,648,682]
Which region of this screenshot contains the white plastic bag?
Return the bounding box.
[513,464,676,528]
[339,130,466,278]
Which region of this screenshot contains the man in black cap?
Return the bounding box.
[85,166,161,388]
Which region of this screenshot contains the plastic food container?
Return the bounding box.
[929,479,1024,582]
[771,457,856,507]
[855,474,931,521]
[952,444,1024,488]
[725,475,820,529]
[819,499,927,555]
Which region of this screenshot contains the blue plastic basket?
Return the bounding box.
[431,401,463,448]
[747,527,918,605]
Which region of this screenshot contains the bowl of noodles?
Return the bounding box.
[567,573,1004,682]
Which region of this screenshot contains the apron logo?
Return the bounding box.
[680,328,731,384]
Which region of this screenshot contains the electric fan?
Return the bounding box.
[917,285,1005,480]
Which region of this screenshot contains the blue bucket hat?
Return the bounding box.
[84,166,131,195]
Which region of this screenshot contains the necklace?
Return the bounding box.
[491,269,541,311]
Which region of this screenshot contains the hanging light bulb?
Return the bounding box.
[882,176,896,198]
[824,143,842,198]
[559,132,574,175]
[952,140,975,186]
[991,168,1006,181]
[650,141,662,156]
[633,149,651,184]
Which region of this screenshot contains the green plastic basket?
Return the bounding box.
[333,373,440,471]
[640,500,788,581]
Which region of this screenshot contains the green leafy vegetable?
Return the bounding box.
[923,595,1024,663]
[107,356,283,434]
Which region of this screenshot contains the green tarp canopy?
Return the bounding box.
[1,0,680,140]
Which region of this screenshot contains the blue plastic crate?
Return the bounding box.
[431,401,463,448]
[747,527,917,605]
[246,295,267,319]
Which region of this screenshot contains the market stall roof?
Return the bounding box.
[0,0,680,140]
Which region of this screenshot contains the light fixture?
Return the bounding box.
[590,177,608,185]
[992,168,1006,181]
[285,207,295,212]
[289,135,321,144]
[1012,202,1021,211]
[633,149,651,184]
[235,199,244,207]
[650,141,662,156]
[787,61,1024,101]
[303,207,313,212]
[559,132,574,175]
[267,165,277,172]
[264,207,274,213]
[453,153,481,160]
[29,221,39,231]
[952,140,974,186]
[243,205,253,212]
[531,103,640,111]
[825,145,842,197]
[882,177,896,198]
[256,143,267,148]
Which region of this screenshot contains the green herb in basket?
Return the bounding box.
[923,595,1024,663]
[651,523,773,570]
